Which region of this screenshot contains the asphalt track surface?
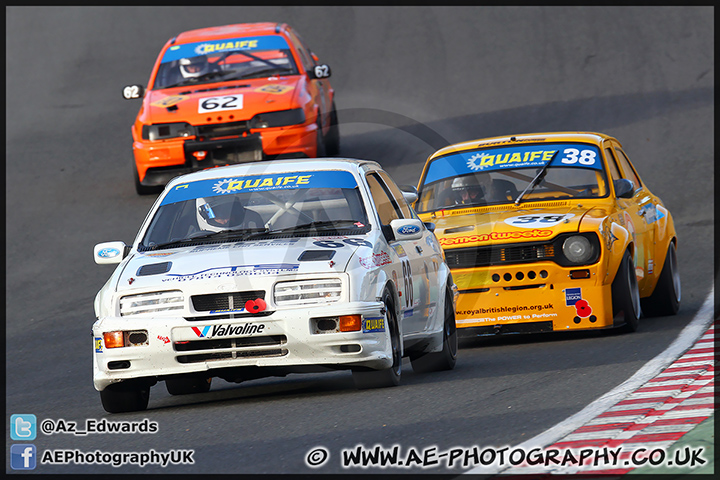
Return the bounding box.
[5,6,714,475]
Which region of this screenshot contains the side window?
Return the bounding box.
[614,148,643,189]
[286,29,315,71]
[377,170,413,219]
[366,173,402,225]
[604,148,622,181]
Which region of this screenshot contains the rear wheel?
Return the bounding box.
[612,251,642,332]
[100,380,151,413]
[641,242,681,317]
[165,376,212,395]
[353,291,401,389]
[410,286,457,373]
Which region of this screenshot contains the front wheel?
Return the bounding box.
[641,242,681,317]
[324,101,340,156]
[314,121,327,157]
[352,292,401,389]
[100,380,151,413]
[410,286,457,373]
[612,251,642,332]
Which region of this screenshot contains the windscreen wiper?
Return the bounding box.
[514,151,559,205]
[234,66,294,80]
[244,220,364,238]
[144,227,262,250]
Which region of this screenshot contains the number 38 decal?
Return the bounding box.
[560,148,597,166]
[198,95,244,113]
[504,214,575,228]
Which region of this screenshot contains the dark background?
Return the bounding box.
[5,6,713,474]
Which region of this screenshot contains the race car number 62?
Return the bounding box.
[198,95,244,113]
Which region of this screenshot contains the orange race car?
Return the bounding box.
[122,23,339,194]
[414,132,681,337]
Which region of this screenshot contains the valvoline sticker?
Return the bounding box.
[162,170,358,206]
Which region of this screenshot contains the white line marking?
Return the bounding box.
[464,287,714,475]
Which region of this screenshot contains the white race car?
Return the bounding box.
[93,158,458,412]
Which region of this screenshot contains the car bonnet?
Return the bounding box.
[114,235,361,293]
[144,76,302,125]
[433,204,598,249]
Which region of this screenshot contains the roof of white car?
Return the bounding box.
[166,157,382,188]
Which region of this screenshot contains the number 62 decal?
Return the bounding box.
[198,95,244,113]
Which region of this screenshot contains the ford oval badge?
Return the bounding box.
[397,224,421,235]
[98,248,120,258]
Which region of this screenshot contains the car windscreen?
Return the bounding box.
[415,142,610,212]
[139,170,370,250]
[153,35,300,89]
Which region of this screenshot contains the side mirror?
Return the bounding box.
[389,218,424,241]
[94,241,129,265]
[309,64,331,79]
[423,222,436,233]
[399,184,418,204]
[613,179,635,199]
[122,84,145,100]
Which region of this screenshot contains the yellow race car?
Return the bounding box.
[414,132,680,336]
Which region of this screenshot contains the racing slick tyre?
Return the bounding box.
[641,242,681,317]
[165,376,212,395]
[612,250,642,333]
[352,291,401,389]
[410,286,458,373]
[100,380,151,413]
[133,160,162,196]
[324,101,340,156]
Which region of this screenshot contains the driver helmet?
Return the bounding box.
[451,175,486,201]
[196,196,244,232]
[179,55,209,79]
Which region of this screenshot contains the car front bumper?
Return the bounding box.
[92,301,389,391]
[451,261,616,336]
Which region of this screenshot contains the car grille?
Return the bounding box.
[191,290,265,312]
[196,121,250,139]
[175,335,288,364]
[445,242,555,269]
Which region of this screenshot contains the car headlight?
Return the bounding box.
[561,235,595,265]
[141,123,195,141]
[119,290,184,316]
[250,108,306,129]
[273,278,342,306]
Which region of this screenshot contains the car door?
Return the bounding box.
[380,170,442,332]
[604,141,653,293]
[367,170,434,334]
[366,171,428,335]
